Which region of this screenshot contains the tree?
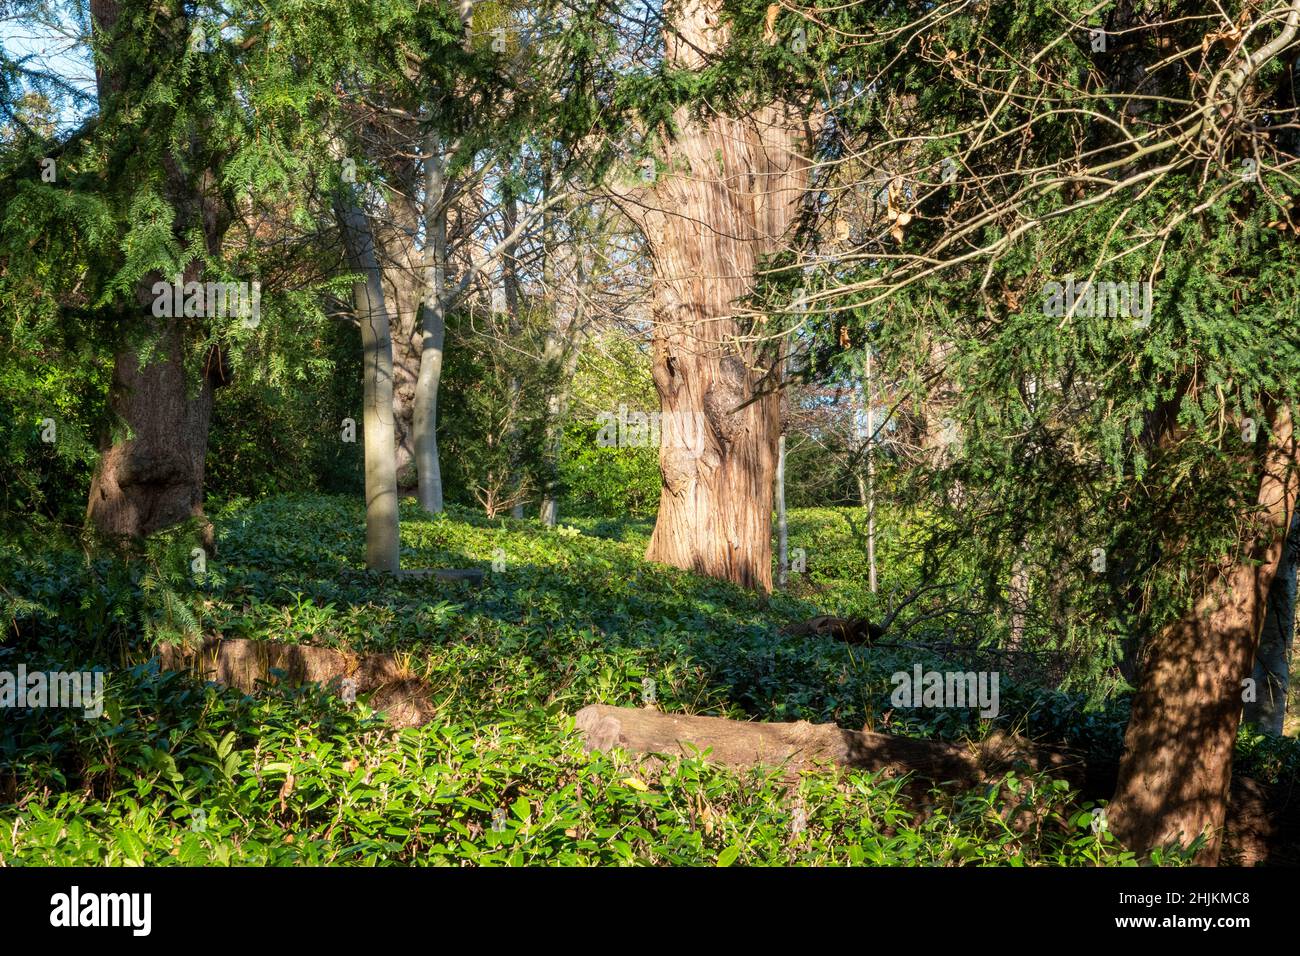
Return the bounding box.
[333,142,401,572]
[82,0,235,544]
[777,0,1300,861]
[1244,511,1299,733]
[1109,407,1298,856]
[335,1,592,516]
[610,0,811,592]
[8,0,415,549]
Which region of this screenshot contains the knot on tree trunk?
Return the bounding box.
[702,355,749,448]
[116,444,194,490]
[660,444,702,494]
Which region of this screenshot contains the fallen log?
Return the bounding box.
[574,704,1299,864]
[158,637,437,728]
[573,703,1073,785]
[782,616,885,645]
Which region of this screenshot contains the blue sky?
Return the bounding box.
[2,3,99,129]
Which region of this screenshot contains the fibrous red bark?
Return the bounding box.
[86,1,232,542]
[87,314,220,542]
[1109,405,1299,863]
[617,0,811,592]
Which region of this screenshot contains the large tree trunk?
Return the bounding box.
[87,314,220,542]
[640,219,786,592]
[1109,405,1299,863]
[86,0,230,542]
[1244,509,1299,734]
[620,2,809,592]
[335,187,401,573]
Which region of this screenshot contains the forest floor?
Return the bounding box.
[1,495,1295,865]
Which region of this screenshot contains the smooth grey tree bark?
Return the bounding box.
[503,184,526,520]
[776,433,789,587]
[538,328,584,526]
[408,137,571,518]
[538,182,589,527]
[335,177,401,573]
[414,128,449,514]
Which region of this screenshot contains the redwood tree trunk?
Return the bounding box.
[87,314,219,541]
[85,0,230,542]
[1110,405,1299,863]
[620,2,809,592]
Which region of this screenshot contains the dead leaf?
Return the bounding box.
[278,771,295,812]
[764,4,780,44]
[1202,24,1243,55]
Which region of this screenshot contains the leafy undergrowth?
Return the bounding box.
[3,663,1141,866]
[0,494,1231,865]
